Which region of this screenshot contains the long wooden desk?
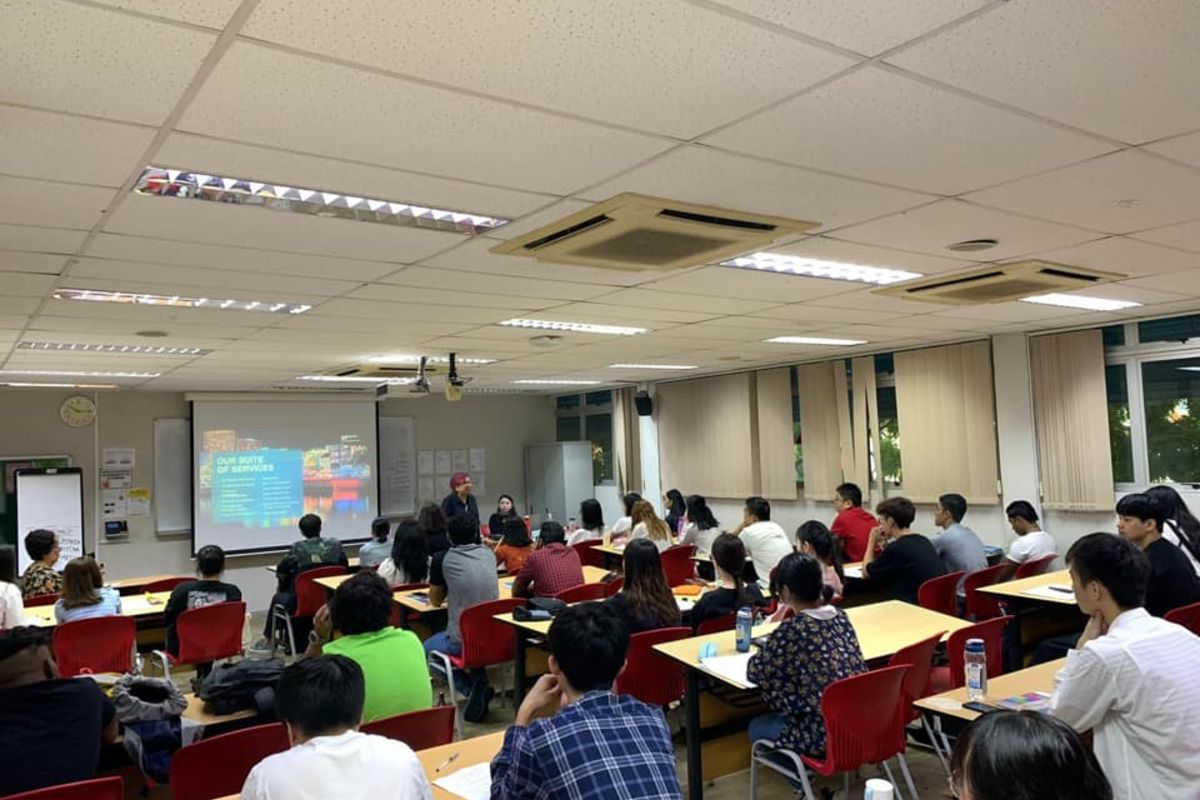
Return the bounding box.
[977,569,1074,604]
[182,692,260,727]
[979,569,1076,669]
[24,591,173,628]
[392,565,612,615]
[108,574,182,592]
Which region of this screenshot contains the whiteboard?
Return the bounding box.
[16,469,85,574]
[379,416,416,517]
[154,418,192,533]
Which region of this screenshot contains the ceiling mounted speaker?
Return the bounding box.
[634,390,653,417]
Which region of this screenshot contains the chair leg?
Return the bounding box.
[429,651,462,740]
[896,754,920,800]
[749,752,758,800]
[792,764,818,800]
[881,761,902,800]
[843,771,850,798]
[922,714,950,775]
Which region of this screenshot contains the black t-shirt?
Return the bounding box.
[426,531,452,561]
[690,584,765,631]
[0,679,115,795]
[864,533,947,605]
[164,579,243,654]
[1145,538,1200,617]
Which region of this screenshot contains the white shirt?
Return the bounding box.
[611,517,632,537]
[1164,520,1200,577]
[679,522,719,557]
[629,522,672,552]
[1051,608,1200,800]
[739,521,794,589]
[242,730,432,800]
[1006,529,1057,565]
[0,581,24,628]
[566,526,603,546]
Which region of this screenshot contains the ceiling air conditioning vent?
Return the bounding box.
[491,193,818,271]
[332,365,440,379]
[875,260,1124,305]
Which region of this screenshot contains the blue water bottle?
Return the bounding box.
[735,606,753,653]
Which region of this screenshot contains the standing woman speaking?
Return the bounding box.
[441,472,479,523]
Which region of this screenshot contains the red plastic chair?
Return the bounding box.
[604,577,624,597]
[917,571,964,617]
[885,631,944,724]
[25,592,59,607]
[169,723,289,800]
[6,777,124,800]
[153,601,246,679]
[361,705,455,750]
[427,597,525,738]
[554,583,609,603]
[614,626,690,707]
[928,615,1013,693]
[571,540,607,569]
[660,545,697,587]
[695,611,736,635]
[52,616,136,677]
[963,563,1008,620]
[1166,600,1200,636]
[750,665,916,800]
[141,576,192,593]
[271,565,347,655]
[1015,553,1057,579]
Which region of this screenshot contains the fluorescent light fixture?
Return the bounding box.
[722,252,922,285]
[765,336,868,346]
[17,341,211,356]
[296,375,415,384]
[512,379,603,386]
[1019,293,1142,312]
[135,167,509,235]
[366,354,497,365]
[0,382,117,389]
[52,288,312,315]
[0,369,159,378]
[609,363,698,370]
[499,319,646,336]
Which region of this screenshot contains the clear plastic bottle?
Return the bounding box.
[964,637,987,701]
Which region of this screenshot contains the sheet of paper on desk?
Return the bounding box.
[1021,584,1075,600]
[699,653,757,689]
[843,565,864,579]
[434,762,492,800]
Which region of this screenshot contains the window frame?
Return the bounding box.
[554,391,616,487]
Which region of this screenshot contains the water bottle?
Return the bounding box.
[864,778,894,799]
[567,516,577,531]
[964,638,987,701]
[735,606,753,653]
[544,508,553,522]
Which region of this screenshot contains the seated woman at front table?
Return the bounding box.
[797,521,844,604]
[376,520,428,587]
[691,534,763,632]
[489,516,534,574]
[566,498,605,546]
[603,539,681,633]
[627,500,674,553]
[54,557,121,624]
[488,494,520,539]
[19,528,61,601]
[747,553,866,755]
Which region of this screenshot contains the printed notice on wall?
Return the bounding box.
[127,488,151,517]
[102,448,135,469]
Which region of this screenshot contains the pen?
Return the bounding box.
[435,752,460,772]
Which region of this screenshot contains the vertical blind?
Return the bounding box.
[612,387,642,496]
[657,372,755,498]
[797,361,846,500]
[756,367,799,501]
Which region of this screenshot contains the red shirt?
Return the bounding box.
[512,543,584,598]
[831,506,877,562]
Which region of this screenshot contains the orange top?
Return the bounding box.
[495,543,534,574]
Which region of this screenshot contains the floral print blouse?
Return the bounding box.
[746,606,867,756]
[19,562,61,600]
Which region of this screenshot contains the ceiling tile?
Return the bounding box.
[378,266,613,302]
[1019,236,1200,278]
[0,0,216,124]
[1146,130,1200,169]
[88,0,243,28]
[641,265,876,303]
[1062,283,1189,306]
[888,0,1200,143]
[751,304,897,324]
[770,236,975,275]
[26,315,247,338]
[306,298,511,325]
[0,107,155,187]
[0,297,39,314]
[0,272,56,296]
[67,257,359,297]
[0,225,86,255]
[1122,269,1200,296]
[37,297,272,327]
[345,283,556,311]
[706,66,1112,195]
[0,176,116,230]
[0,251,69,274]
[1131,220,1200,254]
[421,238,655,287]
[932,300,1091,323]
[269,315,472,337]
[485,200,596,241]
[177,42,672,195]
[535,302,718,325]
[818,287,960,315]
[582,288,767,316]
[243,0,854,139]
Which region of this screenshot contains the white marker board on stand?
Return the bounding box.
[16,468,85,573]
[379,416,416,517]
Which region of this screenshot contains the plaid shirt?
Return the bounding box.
[491,691,682,800]
[511,544,583,598]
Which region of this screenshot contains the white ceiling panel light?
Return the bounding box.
[608,364,698,370]
[17,341,211,356]
[1019,293,1142,312]
[499,319,646,336]
[512,379,604,386]
[52,288,313,315]
[0,382,118,389]
[134,167,509,235]
[296,375,415,384]
[765,336,869,346]
[722,252,923,286]
[0,369,160,378]
[366,354,497,365]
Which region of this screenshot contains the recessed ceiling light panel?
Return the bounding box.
[0,382,117,389]
[499,319,646,336]
[1019,293,1141,312]
[366,354,497,365]
[296,375,415,384]
[511,379,604,385]
[0,369,159,378]
[765,336,868,346]
[608,364,698,370]
[18,341,211,356]
[53,288,312,315]
[722,253,921,285]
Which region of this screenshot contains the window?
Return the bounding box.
[790,366,804,485]
[555,390,614,485]
[874,354,902,487]
[1105,364,1134,483]
[1141,357,1200,483]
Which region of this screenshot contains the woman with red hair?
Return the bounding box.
[441,472,479,524]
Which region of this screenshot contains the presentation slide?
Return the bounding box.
[192,400,378,555]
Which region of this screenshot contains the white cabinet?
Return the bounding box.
[523,441,594,526]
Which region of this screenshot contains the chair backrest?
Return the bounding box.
[571,540,607,569]
[694,611,736,636]
[918,571,965,617]
[1165,600,1200,636]
[25,593,60,608]
[820,665,910,772]
[1014,553,1057,579]
[886,631,944,723]
[963,564,1009,620]
[554,582,609,603]
[946,616,1013,690]
[614,626,691,707]
[6,777,124,800]
[52,616,136,677]
[142,576,192,593]
[660,545,697,587]
[361,705,455,750]
[604,577,624,597]
[169,722,290,800]
[176,601,246,665]
[458,597,527,669]
[293,566,348,617]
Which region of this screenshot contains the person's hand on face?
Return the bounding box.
[516,673,563,725]
[313,604,334,641]
[1077,610,1108,648]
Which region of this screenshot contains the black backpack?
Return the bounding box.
[196,657,285,716]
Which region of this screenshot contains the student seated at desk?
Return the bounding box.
[628,500,674,553]
[610,492,641,541]
[241,656,432,800]
[861,497,945,605]
[997,500,1057,582]
[0,626,119,796]
[489,516,534,574]
[1115,493,1199,617]
[164,544,242,657]
[1050,532,1200,799]
[512,521,584,599]
[377,519,429,587]
[747,553,866,756]
[566,498,605,546]
[796,522,843,604]
[932,493,988,600]
[830,482,876,563]
[418,503,452,560]
[19,528,61,601]
[491,603,683,800]
[690,534,763,631]
[489,494,521,539]
[733,496,794,591]
[950,710,1112,800]
[604,539,681,634]
[259,514,348,647]
[357,517,392,568]
[0,546,25,629]
[679,494,720,559]
[54,557,120,624]
[304,572,430,722]
[1146,484,1200,577]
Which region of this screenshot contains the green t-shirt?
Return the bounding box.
[323,627,431,722]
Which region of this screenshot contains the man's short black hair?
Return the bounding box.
[744,496,771,522]
[547,603,630,691]
[24,529,56,562]
[298,514,323,538]
[876,497,916,529]
[0,626,50,664]
[835,483,863,508]
[370,517,390,540]
[1066,532,1149,610]
[276,655,364,737]
[938,493,968,523]
[1005,500,1039,524]
[1115,493,1165,530]
[447,512,479,546]
[330,571,391,635]
[539,520,566,545]
[196,545,225,577]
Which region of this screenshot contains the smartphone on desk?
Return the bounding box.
[409,592,430,604]
[963,700,1004,714]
